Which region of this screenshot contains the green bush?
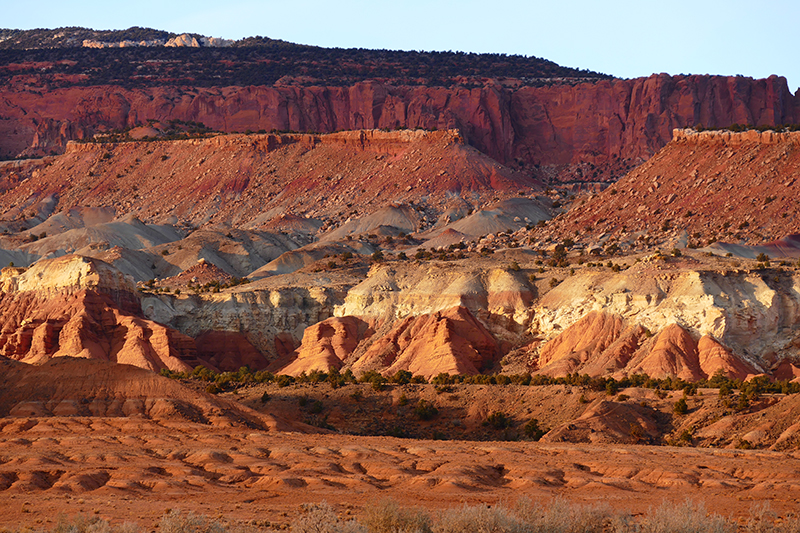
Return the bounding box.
[523,418,546,440]
[673,398,688,415]
[484,411,512,430]
[414,399,438,421]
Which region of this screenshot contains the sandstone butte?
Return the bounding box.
[0,74,797,183]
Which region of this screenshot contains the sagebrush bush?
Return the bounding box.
[50,515,143,533]
[159,510,226,533]
[639,500,734,533]
[515,497,611,533]
[433,503,524,533]
[291,502,365,533]
[362,499,431,533]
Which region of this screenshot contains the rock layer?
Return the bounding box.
[1,75,796,182]
[550,128,800,246]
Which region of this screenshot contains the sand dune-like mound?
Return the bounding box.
[0,357,302,432]
[426,198,550,240]
[27,206,117,237]
[19,214,183,259]
[249,241,376,278]
[707,234,800,259]
[542,399,661,445]
[319,205,422,242]
[148,227,307,280]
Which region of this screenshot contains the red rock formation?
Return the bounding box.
[551,128,800,245]
[351,306,500,378]
[194,331,268,372]
[626,324,705,381]
[1,75,796,181]
[0,129,539,226]
[537,311,648,377]
[0,357,310,432]
[0,255,197,372]
[536,312,757,380]
[279,317,373,376]
[697,335,757,380]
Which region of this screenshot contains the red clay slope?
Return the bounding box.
[544,128,800,247]
[0,129,541,227]
[0,255,198,372]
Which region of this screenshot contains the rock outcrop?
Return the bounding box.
[1,75,796,182]
[278,317,373,376]
[531,264,800,378]
[0,357,306,432]
[276,306,500,379]
[351,306,500,378]
[536,311,759,380]
[0,255,197,372]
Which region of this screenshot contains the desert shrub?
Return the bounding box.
[49,515,143,533]
[484,411,512,430]
[159,510,226,533]
[389,370,413,385]
[350,389,364,401]
[516,496,612,533]
[414,399,438,421]
[362,499,432,533]
[639,500,734,533]
[276,374,295,387]
[291,502,365,533]
[673,398,688,415]
[523,418,546,440]
[433,503,523,533]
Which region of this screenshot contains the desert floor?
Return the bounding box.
[2,417,800,529]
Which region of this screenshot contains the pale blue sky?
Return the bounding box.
[5,0,798,92]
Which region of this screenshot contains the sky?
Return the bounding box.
[4,0,799,92]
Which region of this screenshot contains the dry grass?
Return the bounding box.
[9,499,800,533]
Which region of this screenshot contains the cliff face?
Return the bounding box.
[1,74,796,182]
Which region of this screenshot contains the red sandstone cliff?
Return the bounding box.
[0,75,796,182]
